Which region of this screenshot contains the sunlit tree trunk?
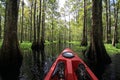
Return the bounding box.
[51,14,54,56]
[26,18,29,41]
[108,0,112,43]
[30,1,33,42]
[81,0,88,46]
[69,15,71,42]
[0,0,23,79]
[106,0,112,43]
[105,0,109,42]
[20,0,24,43]
[0,14,1,39]
[26,21,29,41]
[64,19,67,47]
[51,14,54,43]
[112,0,119,46]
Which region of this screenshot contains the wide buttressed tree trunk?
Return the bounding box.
[85,0,111,67]
[0,0,23,80]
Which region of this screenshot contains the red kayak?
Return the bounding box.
[44,48,98,80]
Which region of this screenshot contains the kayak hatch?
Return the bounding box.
[44,48,98,80]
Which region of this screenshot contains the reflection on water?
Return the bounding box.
[20,50,33,80]
[102,54,120,80]
[20,43,120,80]
[20,43,73,80]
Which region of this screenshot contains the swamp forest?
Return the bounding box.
[0,0,120,80]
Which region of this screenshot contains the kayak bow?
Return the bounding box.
[44,48,98,80]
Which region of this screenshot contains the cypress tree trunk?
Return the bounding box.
[69,15,71,42]
[41,0,46,65]
[105,0,112,43]
[20,0,24,43]
[112,0,119,46]
[37,0,42,42]
[30,1,33,42]
[108,0,112,43]
[0,14,1,39]
[81,0,88,46]
[0,0,23,80]
[31,0,39,53]
[105,0,109,42]
[85,0,111,65]
[33,0,37,42]
[85,0,111,78]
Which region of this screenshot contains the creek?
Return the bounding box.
[20,43,120,80]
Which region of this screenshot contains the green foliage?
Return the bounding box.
[115,43,120,49]
[1,40,120,56]
[0,40,2,47]
[105,44,120,55]
[0,41,32,50]
[19,42,120,55]
[67,41,80,45]
[68,41,120,56]
[67,41,87,52]
[20,42,32,50]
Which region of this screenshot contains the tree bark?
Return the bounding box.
[30,1,33,42]
[81,0,88,46]
[69,15,71,42]
[105,0,112,43]
[108,0,112,43]
[0,14,1,39]
[105,0,109,42]
[0,0,23,80]
[33,0,37,42]
[20,0,24,43]
[84,0,112,78]
[37,0,42,42]
[31,0,39,53]
[85,0,111,78]
[112,0,119,46]
[41,0,46,65]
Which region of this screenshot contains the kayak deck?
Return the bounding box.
[44,48,98,80]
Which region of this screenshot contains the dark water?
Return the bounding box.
[102,54,120,80]
[20,43,73,80]
[20,43,120,80]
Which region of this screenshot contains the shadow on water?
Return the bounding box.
[85,62,106,80]
[102,54,120,80]
[86,53,120,80]
[84,54,120,80]
[20,50,44,80]
[20,43,73,80]
[31,50,43,80]
[20,43,120,80]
